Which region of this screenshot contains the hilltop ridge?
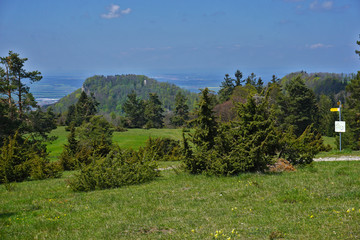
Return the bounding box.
[52,74,198,114]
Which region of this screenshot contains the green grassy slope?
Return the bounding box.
[47,127,183,160]
[1,161,360,239]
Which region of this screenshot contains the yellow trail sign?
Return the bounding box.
[330,108,339,112]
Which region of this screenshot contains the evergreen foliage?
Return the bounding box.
[342,38,360,149]
[170,92,189,127]
[278,125,323,165]
[59,116,113,170]
[123,91,146,128]
[277,76,319,137]
[190,88,218,150]
[0,51,61,184]
[0,132,61,184]
[183,88,324,176]
[68,146,159,192]
[218,74,235,103]
[143,137,182,161]
[343,72,360,149]
[281,71,351,97]
[234,70,244,86]
[144,93,164,129]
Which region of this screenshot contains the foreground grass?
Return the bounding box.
[1,161,360,239]
[47,127,183,160]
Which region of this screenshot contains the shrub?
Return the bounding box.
[279,125,323,165]
[68,146,159,192]
[144,137,182,161]
[0,132,62,184]
[60,116,113,170]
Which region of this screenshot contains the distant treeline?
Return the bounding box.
[282,71,354,98]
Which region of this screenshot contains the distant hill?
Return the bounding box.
[52,74,199,114]
[281,71,354,97]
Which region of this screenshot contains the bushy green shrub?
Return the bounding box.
[68,146,159,191]
[279,125,323,165]
[60,116,113,170]
[0,132,62,184]
[144,137,182,161]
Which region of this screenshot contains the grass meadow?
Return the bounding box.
[1,127,360,239]
[1,161,360,239]
[47,127,184,161]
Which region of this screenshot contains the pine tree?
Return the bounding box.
[123,91,146,128]
[74,91,99,126]
[0,51,42,119]
[218,74,235,103]
[344,73,360,149]
[277,76,319,137]
[234,70,244,86]
[191,88,218,150]
[245,73,257,86]
[170,92,189,127]
[144,93,164,128]
[255,77,264,93]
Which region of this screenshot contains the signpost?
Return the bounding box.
[331,101,345,151]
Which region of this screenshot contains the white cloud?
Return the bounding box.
[307,43,333,49]
[101,4,131,19]
[309,1,333,11]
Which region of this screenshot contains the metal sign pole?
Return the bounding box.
[339,100,341,152]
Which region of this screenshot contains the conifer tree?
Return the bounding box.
[144,93,164,128]
[171,92,189,127]
[234,70,244,86]
[343,37,360,149]
[123,91,146,128]
[74,91,99,126]
[218,74,235,103]
[191,88,218,150]
[278,76,319,137]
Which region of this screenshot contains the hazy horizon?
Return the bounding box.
[1,0,359,79]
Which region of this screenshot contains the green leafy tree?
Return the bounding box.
[144,93,164,128]
[123,91,146,128]
[170,92,189,127]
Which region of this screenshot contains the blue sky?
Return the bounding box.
[0,0,359,80]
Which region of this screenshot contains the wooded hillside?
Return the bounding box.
[52,74,198,114]
[282,72,353,98]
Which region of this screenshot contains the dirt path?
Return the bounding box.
[314,156,360,162]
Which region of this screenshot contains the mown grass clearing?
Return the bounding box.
[1,161,360,239]
[47,127,183,161]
